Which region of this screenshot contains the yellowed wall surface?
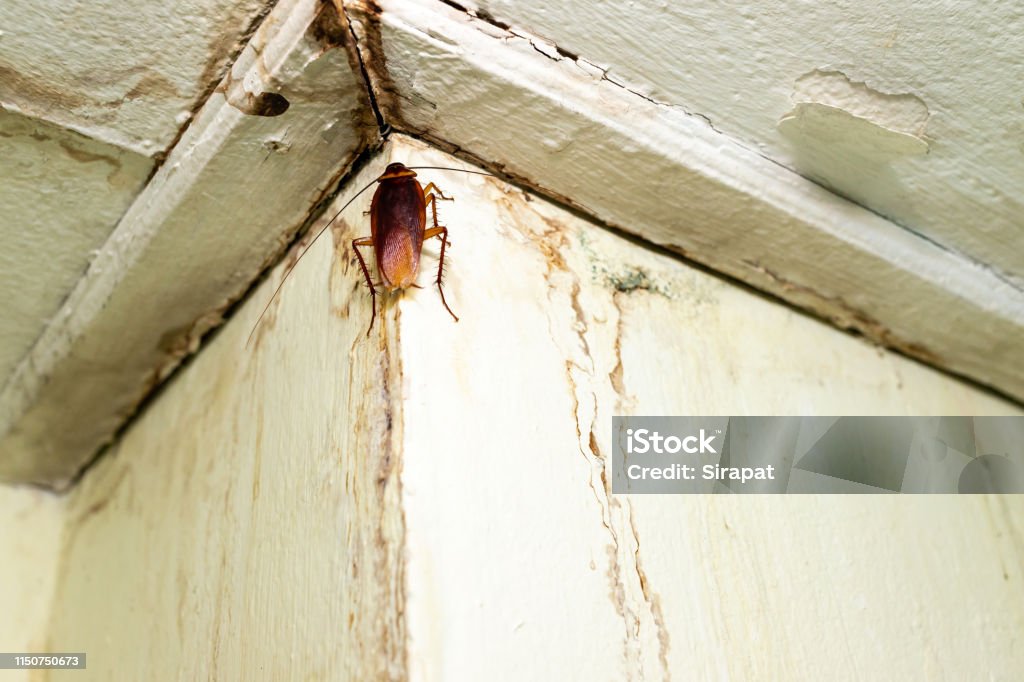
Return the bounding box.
[0,485,63,682]
[40,140,1024,681]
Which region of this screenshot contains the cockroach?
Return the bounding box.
[246,162,493,346]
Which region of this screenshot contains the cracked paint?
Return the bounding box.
[791,69,930,137]
[366,0,723,137]
[504,193,673,681]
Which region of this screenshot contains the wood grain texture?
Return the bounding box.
[45,139,1023,681]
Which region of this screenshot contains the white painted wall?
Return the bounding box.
[29,140,1024,681]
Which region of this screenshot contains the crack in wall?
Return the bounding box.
[506,195,670,680]
[340,0,389,137]
[628,500,671,681]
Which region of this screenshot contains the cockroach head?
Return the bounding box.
[378,162,417,181]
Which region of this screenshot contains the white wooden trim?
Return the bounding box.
[351,0,1024,402]
[0,0,370,486]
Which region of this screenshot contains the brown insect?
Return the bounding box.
[247,162,491,346]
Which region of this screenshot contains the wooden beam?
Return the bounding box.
[0,0,374,486]
[346,0,1024,403]
[0,0,276,156]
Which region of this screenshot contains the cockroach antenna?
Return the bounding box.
[246,163,495,347]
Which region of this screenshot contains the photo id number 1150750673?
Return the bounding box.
[0,653,87,669]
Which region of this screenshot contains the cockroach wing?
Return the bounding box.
[370,178,427,289]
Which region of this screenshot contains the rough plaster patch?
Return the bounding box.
[793,70,929,133]
[779,69,929,162]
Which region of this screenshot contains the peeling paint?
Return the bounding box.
[779,102,929,161]
[793,69,930,135]
[779,69,930,162]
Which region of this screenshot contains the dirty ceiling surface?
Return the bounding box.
[1,0,1022,486]
[0,0,276,391]
[460,0,1024,287]
[0,0,370,485]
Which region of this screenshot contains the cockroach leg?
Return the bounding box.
[423,183,454,230]
[423,226,458,323]
[422,182,453,200]
[352,237,377,336]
